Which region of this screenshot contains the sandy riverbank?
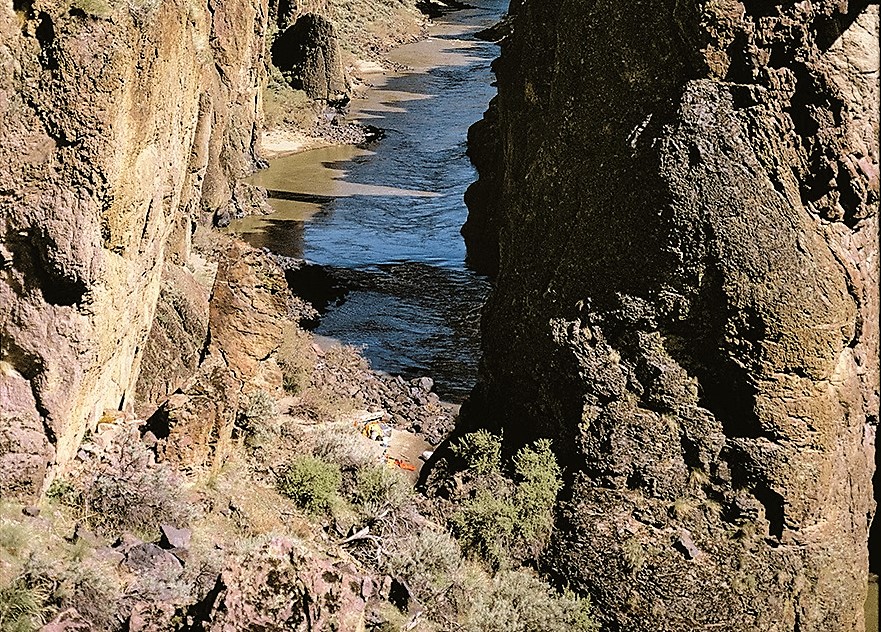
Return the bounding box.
[258,10,489,161]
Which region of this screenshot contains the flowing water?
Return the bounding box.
[233,1,507,400]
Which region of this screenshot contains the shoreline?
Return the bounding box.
[234,3,501,403]
[259,63,414,160]
[258,5,493,161]
[259,26,427,160]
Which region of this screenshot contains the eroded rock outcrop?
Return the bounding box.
[199,537,372,631]
[133,262,213,417]
[0,0,269,498]
[272,13,349,103]
[143,237,312,467]
[464,1,879,630]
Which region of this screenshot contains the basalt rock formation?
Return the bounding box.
[0,0,269,499]
[272,13,349,103]
[464,1,879,631]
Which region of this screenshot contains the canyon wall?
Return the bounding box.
[0,0,269,498]
[465,0,879,630]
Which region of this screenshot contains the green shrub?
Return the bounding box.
[389,530,461,600]
[0,521,29,556]
[621,538,646,573]
[71,426,192,538]
[0,578,47,632]
[352,463,411,514]
[462,569,598,632]
[277,325,314,395]
[312,423,384,471]
[45,480,77,506]
[511,439,563,553]
[276,456,341,515]
[237,390,279,444]
[451,487,517,570]
[53,561,121,630]
[451,435,563,568]
[450,429,502,476]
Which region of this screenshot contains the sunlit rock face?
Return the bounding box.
[0,0,269,498]
[271,13,349,103]
[464,1,878,630]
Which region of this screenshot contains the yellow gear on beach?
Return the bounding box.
[362,421,383,441]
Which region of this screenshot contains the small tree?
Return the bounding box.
[449,429,502,476]
[512,439,563,555]
[450,432,564,569]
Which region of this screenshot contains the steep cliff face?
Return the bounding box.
[0,0,268,498]
[465,1,879,630]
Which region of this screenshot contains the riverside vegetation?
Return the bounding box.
[1,0,876,630]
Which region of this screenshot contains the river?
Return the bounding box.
[231,0,507,401]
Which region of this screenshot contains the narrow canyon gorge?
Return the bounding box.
[0,0,878,630]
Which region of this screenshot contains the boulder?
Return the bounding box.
[159,524,192,550]
[146,355,239,467]
[197,537,370,631]
[125,543,184,579]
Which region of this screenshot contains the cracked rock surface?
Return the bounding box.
[464,1,878,630]
[0,0,269,496]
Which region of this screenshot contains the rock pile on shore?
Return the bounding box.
[312,118,385,146]
[305,344,457,447]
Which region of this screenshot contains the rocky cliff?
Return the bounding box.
[464,1,879,630]
[0,0,269,498]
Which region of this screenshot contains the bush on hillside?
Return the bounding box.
[511,438,563,557]
[460,569,598,632]
[53,426,192,539]
[0,578,46,632]
[388,529,462,600]
[451,486,517,571]
[236,389,280,444]
[352,462,412,515]
[276,455,342,515]
[450,432,563,569]
[277,324,314,395]
[449,429,502,476]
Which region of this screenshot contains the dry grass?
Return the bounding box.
[277,324,316,395]
[0,577,47,632]
[56,425,194,540]
[195,447,310,539]
[0,503,122,631]
[263,73,318,132]
[237,389,281,446]
[69,0,113,17]
[327,0,425,58]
